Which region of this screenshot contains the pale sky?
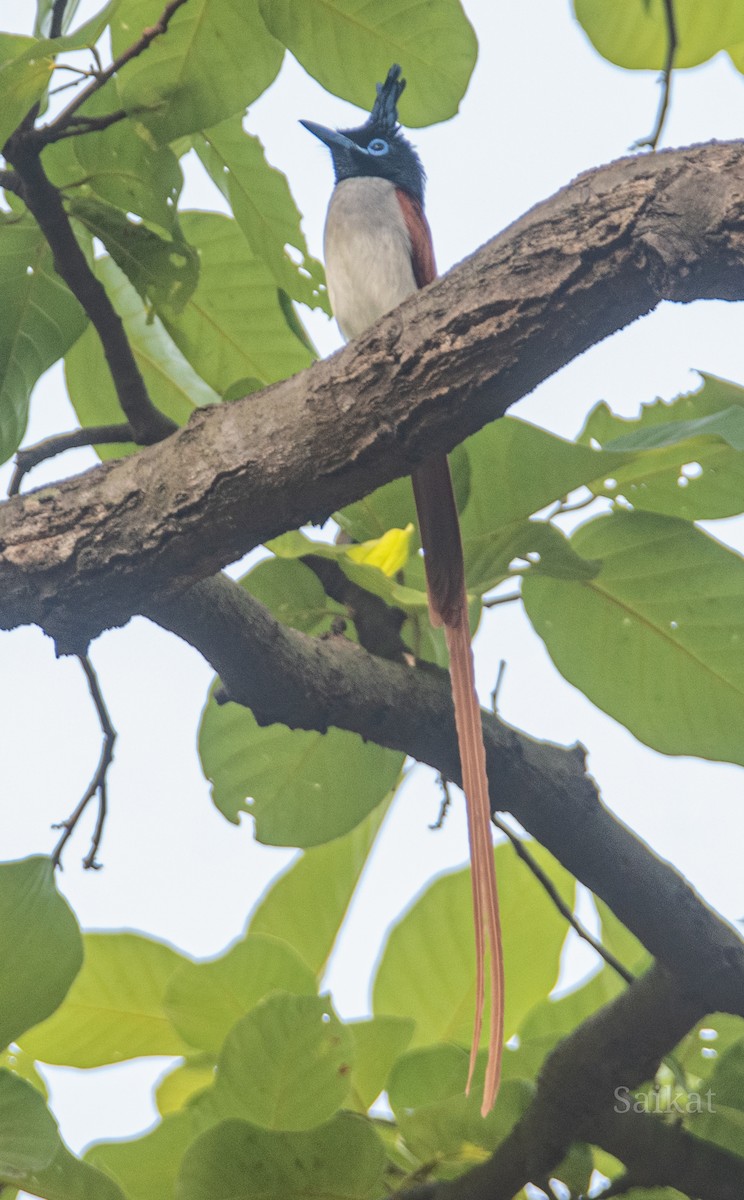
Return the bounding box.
[1,0,743,1163]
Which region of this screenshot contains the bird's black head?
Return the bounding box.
[301,65,426,205]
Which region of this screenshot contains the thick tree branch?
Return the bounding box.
[146,573,744,1017]
[3,140,744,650]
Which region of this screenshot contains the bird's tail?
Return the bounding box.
[412,455,504,1116]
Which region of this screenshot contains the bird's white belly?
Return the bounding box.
[323,176,417,341]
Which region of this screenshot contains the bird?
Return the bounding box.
[302,65,504,1115]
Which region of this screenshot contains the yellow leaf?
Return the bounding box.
[345,525,414,577]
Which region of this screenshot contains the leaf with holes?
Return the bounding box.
[522,509,744,764]
[259,0,477,125]
[580,374,744,519]
[66,196,199,312]
[194,118,327,309]
[46,86,182,231]
[199,686,403,846]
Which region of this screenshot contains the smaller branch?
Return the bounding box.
[430,774,452,830]
[8,423,134,496]
[35,0,190,144]
[51,654,116,869]
[634,0,677,151]
[492,816,635,985]
[42,109,130,144]
[50,0,71,38]
[1,143,175,443]
[303,554,409,662]
[490,659,507,714]
[0,169,23,198]
[483,591,521,609]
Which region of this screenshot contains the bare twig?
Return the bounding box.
[490,659,507,714]
[483,591,521,609]
[9,423,134,496]
[35,0,190,144]
[634,0,677,151]
[492,814,634,984]
[429,774,452,830]
[51,654,116,869]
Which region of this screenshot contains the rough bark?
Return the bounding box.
[3,140,744,649]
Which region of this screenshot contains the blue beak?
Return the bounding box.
[300,120,362,154]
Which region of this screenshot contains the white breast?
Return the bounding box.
[323,177,417,341]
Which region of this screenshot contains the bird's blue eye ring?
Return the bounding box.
[367,137,389,156]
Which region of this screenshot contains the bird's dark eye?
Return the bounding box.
[367,138,389,156]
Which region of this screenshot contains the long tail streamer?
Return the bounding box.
[412,455,505,1115]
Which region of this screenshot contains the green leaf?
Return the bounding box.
[373,842,574,1048]
[21,932,192,1066]
[156,1059,215,1116]
[65,255,218,453]
[157,211,314,393]
[211,993,353,1130]
[574,0,744,69]
[580,374,744,520]
[0,216,87,463]
[387,1047,533,1170]
[0,36,54,148]
[87,1114,194,1200]
[347,1016,414,1111]
[164,933,316,1053]
[194,118,327,309]
[259,0,477,126]
[199,685,403,846]
[522,510,744,765]
[66,196,199,312]
[178,1112,385,1200]
[22,1142,128,1200]
[248,797,392,976]
[0,857,82,1052]
[687,1104,744,1161]
[0,1071,58,1177]
[45,86,182,230]
[238,557,346,637]
[460,418,618,536]
[0,1077,125,1200]
[465,518,600,596]
[677,1015,744,1085]
[111,0,283,144]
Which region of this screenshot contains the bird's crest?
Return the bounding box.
[368,64,405,132]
